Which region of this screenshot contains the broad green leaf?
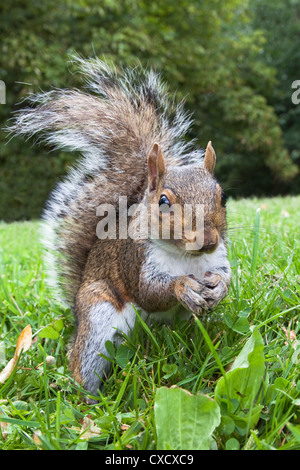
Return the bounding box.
[232,316,250,334]
[38,319,64,339]
[225,437,240,450]
[115,343,134,368]
[52,319,64,332]
[218,415,235,436]
[274,377,290,391]
[105,340,116,359]
[233,405,264,435]
[154,386,221,450]
[12,400,29,412]
[38,326,60,340]
[162,363,178,379]
[215,327,266,434]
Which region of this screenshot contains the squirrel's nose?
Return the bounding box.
[199,229,219,253]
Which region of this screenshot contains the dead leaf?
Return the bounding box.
[120,423,130,431]
[0,324,32,384]
[281,326,298,349]
[80,416,102,440]
[33,430,42,446]
[0,411,8,440]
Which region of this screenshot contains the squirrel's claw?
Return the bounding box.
[174,275,209,314]
[174,273,228,314]
[202,274,229,308]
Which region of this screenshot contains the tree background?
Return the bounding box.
[0,0,299,222]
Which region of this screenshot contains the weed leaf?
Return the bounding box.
[215,327,266,435]
[154,386,221,450]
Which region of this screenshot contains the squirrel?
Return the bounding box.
[9,56,231,399]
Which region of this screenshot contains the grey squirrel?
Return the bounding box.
[9,56,231,399]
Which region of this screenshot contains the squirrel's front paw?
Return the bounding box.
[174,275,209,314]
[201,272,229,308]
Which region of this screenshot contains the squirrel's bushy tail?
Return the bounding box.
[8,55,203,306]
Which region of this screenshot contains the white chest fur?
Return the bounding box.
[146,240,229,280]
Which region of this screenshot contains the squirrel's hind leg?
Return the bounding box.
[69,299,137,400]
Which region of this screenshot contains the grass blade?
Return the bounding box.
[250,208,261,276]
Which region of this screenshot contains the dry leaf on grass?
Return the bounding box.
[0,411,8,440]
[0,324,32,384]
[120,423,130,431]
[281,326,298,349]
[32,430,42,446]
[80,416,102,439]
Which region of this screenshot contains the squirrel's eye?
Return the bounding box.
[221,190,227,207]
[158,194,170,208]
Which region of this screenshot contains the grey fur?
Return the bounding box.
[7,56,205,306]
[80,301,137,396]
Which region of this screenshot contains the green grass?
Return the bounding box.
[0,196,299,450]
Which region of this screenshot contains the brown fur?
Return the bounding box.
[72,143,227,318]
[9,59,231,397]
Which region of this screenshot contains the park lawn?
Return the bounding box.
[0,195,299,450]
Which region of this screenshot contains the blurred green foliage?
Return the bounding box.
[0,0,299,221]
[252,0,300,193]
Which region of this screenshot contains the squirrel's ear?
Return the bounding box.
[203,141,216,174]
[147,143,166,192]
